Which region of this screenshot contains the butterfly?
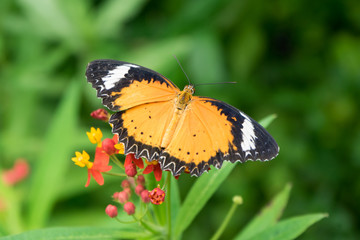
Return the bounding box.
[86,59,279,177]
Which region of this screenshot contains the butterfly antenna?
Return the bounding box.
[173,55,192,85]
[194,81,237,87]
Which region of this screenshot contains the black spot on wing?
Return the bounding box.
[86,59,178,111]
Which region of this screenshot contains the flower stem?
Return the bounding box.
[210,196,243,240]
[110,155,124,169]
[103,172,127,177]
[0,180,23,234]
[133,215,162,234]
[166,171,172,239]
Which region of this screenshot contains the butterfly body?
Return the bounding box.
[86,60,279,177]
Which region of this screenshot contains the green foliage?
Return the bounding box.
[0,227,151,240]
[1,0,359,239]
[236,184,292,240]
[0,182,326,239]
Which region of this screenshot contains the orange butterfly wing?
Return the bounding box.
[110,100,176,160]
[159,97,279,176]
[86,60,179,111]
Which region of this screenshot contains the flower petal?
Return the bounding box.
[143,165,154,174]
[91,169,105,185]
[93,147,110,168]
[85,170,91,187]
[124,154,133,166]
[153,164,162,181]
[133,157,144,169]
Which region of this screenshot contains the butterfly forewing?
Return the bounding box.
[86,60,179,111]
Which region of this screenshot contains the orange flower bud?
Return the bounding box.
[123,188,131,197]
[125,163,137,177]
[105,204,118,218]
[123,202,136,215]
[136,175,145,185]
[135,184,145,196]
[140,190,150,203]
[90,109,109,121]
[116,191,130,204]
[102,138,117,155]
[121,179,131,189]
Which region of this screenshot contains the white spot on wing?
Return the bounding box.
[102,64,138,90]
[240,113,257,151]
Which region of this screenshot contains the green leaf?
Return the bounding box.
[249,213,328,240]
[259,114,277,129]
[18,0,78,47]
[174,162,235,237]
[0,227,151,240]
[235,184,292,240]
[170,177,181,231]
[26,81,81,229]
[96,0,147,38]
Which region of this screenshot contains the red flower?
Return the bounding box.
[121,179,131,189]
[123,188,131,197]
[140,190,150,203]
[149,187,165,205]
[113,191,130,203]
[135,184,145,196]
[86,147,112,187]
[105,204,118,218]
[143,160,162,181]
[2,159,30,186]
[125,154,144,169]
[125,163,137,177]
[102,136,118,155]
[90,109,110,121]
[123,202,136,215]
[136,175,145,185]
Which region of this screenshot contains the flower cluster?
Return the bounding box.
[71,126,114,187]
[72,109,170,220]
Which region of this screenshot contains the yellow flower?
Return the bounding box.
[86,127,102,146]
[72,151,93,169]
[114,143,125,154]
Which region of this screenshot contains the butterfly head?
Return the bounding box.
[176,85,195,110]
[184,85,195,95]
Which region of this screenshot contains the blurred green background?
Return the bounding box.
[0,0,359,239]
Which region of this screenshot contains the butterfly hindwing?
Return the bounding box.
[158,97,279,176]
[86,60,179,111]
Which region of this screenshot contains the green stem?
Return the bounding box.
[115,218,138,224]
[110,155,124,169]
[133,215,162,234]
[103,172,127,177]
[210,196,242,240]
[166,171,172,239]
[0,181,23,234]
